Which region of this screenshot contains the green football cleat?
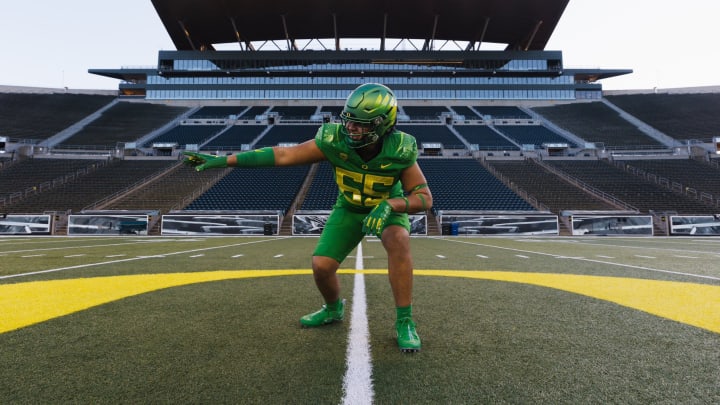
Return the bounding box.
[396,317,421,353]
[300,299,345,327]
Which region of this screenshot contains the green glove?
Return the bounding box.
[362,200,393,238]
[182,151,228,172]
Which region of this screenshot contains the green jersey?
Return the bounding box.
[314,123,418,212]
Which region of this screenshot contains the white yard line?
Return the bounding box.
[342,241,374,405]
[565,239,720,256]
[0,238,286,280]
[0,240,164,255]
[434,237,720,282]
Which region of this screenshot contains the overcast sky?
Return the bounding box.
[2,0,718,91]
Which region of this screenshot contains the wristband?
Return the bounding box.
[402,197,410,213]
[417,193,427,211]
[410,183,428,192]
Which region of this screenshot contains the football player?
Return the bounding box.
[184,83,432,352]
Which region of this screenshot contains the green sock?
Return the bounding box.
[396,305,413,320]
[326,299,342,311]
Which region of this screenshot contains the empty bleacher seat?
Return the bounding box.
[487,160,615,213]
[238,106,270,120]
[494,125,577,149]
[472,106,530,119]
[5,160,176,213]
[396,125,466,149]
[0,93,115,140]
[546,159,713,214]
[184,165,310,213]
[143,124,225,148]
[301,161,337,210]
[532,102,662,148]
[61,102,189,147]
[605,93,720,141]
[268,106,317,120]
[254,125,317,147]
[319,106,344,119]
[204,125,267,150]
[402,106,449,120]
[418,159,534,211]
[189,106,247,119]
[450,106,482,120]
[454,125,519,150]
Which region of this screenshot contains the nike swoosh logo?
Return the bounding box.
[380,163,392,169]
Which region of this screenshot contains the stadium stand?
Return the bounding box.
[4,0,720,242]
[0,158,107,207]
[143,124,226,149]
[450,106,483,120]
[300,161,337,210]
[184,165,309,213]
[203,125,267,150]
[4,159,176,213]
[617,158,720,202]
[454,125,519,150]
[319,106,344,118]
[254,125,317,147]
[402,106,450,120]
[473,106,531,119]
[486,159,617,213]
[60,102,189,147]
[605,93,720,142]
[189,106,248,119]
[397,125,466,149]
[532,101,664,148]
[268,106,318,120]
[238,106,270,120]
[0,93,114,140]
[103,163,227,213]
[0,156,13,168]
[544,159,714,214]
[494,125,577,148]
[2,94,719,219]
[418,159,535,211]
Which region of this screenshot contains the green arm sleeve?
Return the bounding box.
[234,147,276,167]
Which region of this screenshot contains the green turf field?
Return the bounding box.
[1,236,719,404]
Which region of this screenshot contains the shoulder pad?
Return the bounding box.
[387,130,418,162]
[315,123,341,144]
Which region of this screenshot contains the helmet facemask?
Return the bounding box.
[340,115,384,149]
[340,83,397,149]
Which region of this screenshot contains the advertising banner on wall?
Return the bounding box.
[571,215,653,236]
[669,215,720,236]
[161,214,279,235]
[439,215,558,235]
[292,212,427,235]
[0,214,51,235]
[68,214,149,235]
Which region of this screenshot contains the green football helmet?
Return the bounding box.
[340,83,398,148]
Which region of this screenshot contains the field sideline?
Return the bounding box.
[1,236,719,403]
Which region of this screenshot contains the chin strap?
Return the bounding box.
[348,133,379,149]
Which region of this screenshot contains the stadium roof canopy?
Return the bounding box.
[151,0,570,52]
